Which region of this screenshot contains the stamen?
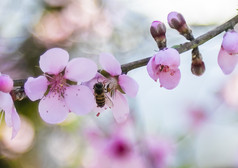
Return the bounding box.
[0,110,4,125]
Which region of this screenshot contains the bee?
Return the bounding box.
[93,82,113,108]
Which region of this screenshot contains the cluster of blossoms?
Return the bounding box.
[1,12,237,139]
[23,48,138,126]
[84,124,174,168]
[147,12,188,90]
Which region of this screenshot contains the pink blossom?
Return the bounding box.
[0,74,21,139]
[147,48,181,89]
[86,53,139,123]
[186,105,208,131]
[144,137,174,168]
[24,48,97,124]
[83,126,145,168]
[218,30,238,74]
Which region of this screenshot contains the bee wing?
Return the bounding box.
[105,93,113,108]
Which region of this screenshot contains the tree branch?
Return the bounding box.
[13,14,238,86]
[121,14,238,73]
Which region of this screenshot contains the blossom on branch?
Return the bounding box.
[0,73,21,139]
[147,48,181,89]
[218,30,238,74]
[86,53,139,123]
[24,48,97,124]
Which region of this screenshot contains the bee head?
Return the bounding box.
[94,82,104,89]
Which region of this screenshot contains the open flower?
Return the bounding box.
[218,30,238,74]
[86,53,138,123]
[147,48,181,89]
[24,48,97,124]
[0,73,21,139]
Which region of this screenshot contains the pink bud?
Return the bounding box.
[150,21,167,49]
[167,12,191,38]
[0,74,14,93]
[222,30,238,54]
[150,21,166,39]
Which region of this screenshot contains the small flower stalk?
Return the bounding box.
[167,11,193,40]
[191,48,205,76]
[150,21,167,49]
[168,11,206,76]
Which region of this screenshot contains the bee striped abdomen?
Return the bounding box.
[95,94,106,107]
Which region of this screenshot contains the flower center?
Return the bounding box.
[105,77,118,97]
[47,73,67,97]
[157,64,175,76]
[111,139,131,158]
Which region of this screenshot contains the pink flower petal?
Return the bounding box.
[24,76,48,101]
[64,85,95,115]
[218,47,238,74]
[158,68,181,90]
[147,55,160,81]
[0,92,13,114]
[39,93,69,124]
[39,48,69,75]
[222,30,238,54]
[64,58,97,83]
[155,48,180,67]
[99,53,122,76]
[11,107,21,139]
[118,74,139,97]
[112,91,129,123]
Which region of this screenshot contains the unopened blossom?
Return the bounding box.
[147,48,181,89]
[167,11,192,40]
[86,53,139,123]
[0,73,21,139]
[24,48,97,124]
[150,21,167,49]
[218,30,238,74]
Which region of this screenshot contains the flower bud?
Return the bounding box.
[0,74,14,93]
[191,57,205,76]
[222,30,238,54]
[167,12,192,40]
[150,21,167,49]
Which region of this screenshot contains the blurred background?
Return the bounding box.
[0,0,238,167]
